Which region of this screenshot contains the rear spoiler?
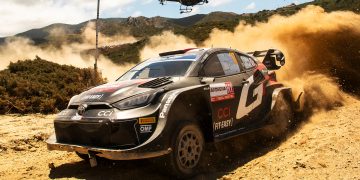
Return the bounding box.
[247,49,285,70]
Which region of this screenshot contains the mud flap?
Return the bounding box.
[89,152,98,167]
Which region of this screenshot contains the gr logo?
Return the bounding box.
[140,125,152,133]
[236,76,263,119]
[97,111,113,117]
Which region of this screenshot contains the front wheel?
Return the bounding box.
[166,123,205,178]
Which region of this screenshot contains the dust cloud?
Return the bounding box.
[140,31,196,60]
[0,22,137,81]
[202,5,360,111]
[1,5,359,99]
[140,5,359,113]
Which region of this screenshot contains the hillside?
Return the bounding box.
[0,57,105,114]
[2,0,359,43]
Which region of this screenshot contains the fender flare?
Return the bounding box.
[271,87,293,110]
[158,85,208,120]
[136,85,207,149]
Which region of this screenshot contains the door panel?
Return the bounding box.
[202,51,270,141]
[210,73,249,140]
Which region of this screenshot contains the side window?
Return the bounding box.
[216,52,242,75]
[202,55,225,77]
[237,53,257,69]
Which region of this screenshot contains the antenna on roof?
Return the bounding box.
[94,0,100,72]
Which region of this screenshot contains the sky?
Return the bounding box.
[0,0,313,37]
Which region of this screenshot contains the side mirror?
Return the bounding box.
[200,77,215,84]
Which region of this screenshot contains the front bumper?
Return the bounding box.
[46,134,172,160]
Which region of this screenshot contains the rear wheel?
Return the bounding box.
[262,93,294,138]
[166,123,205,178]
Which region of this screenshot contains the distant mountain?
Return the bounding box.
[0,11,240,45]
[0,0,359,64]
[167,14,206,27]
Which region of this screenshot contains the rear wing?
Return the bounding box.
[247,49,285,70]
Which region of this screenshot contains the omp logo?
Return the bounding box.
[236,76,263,119]
[140,125,152,133]
[97,111,113,117]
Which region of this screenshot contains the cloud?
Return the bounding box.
[180,6,201,17]
[208,0,232,7]
[11,0,47,6]
[131,11,142,17]
[141,0,153,5]
[0,0,135,37]
[245,2,256,10]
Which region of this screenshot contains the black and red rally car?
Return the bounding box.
[47,48,298,177]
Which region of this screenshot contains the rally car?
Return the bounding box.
[47,48,298,177]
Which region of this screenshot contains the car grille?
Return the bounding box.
[54,119,139,149]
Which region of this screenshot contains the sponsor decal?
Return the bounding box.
[159,93,177,119]
[210,82,235,102]
[236,76,264,119]
[81,94,104,101]
[139,117,156,124]
[97,111,113,117]
[217,107,231,120]
[213,118,233,131]
[229,52,238,65]
[140,125,152,133]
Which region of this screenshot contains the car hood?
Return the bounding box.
[73,79,157,104]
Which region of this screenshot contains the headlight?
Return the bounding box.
[112,90,163,110]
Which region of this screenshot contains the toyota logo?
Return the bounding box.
[77,104,88,115]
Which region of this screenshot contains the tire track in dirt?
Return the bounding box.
[0,95,359,179]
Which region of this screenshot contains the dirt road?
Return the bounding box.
[0,95,359,179]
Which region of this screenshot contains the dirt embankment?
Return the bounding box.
[0,95,359,179]
[222,95,360,179]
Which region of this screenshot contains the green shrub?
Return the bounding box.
[0,57,106,114]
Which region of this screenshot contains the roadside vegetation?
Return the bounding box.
[0,57,105,114]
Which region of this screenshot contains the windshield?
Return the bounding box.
[118,57,196,81]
